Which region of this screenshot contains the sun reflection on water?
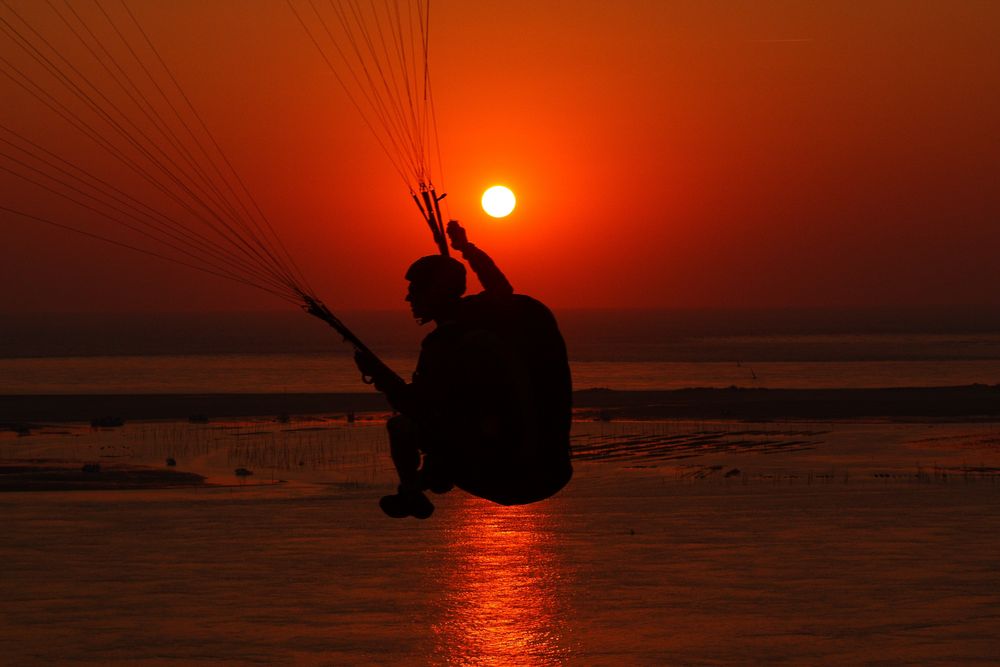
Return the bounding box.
[432,496,570,666]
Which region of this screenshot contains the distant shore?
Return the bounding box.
[2,385,1000,425]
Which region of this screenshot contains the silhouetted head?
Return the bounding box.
[405,255,466,323]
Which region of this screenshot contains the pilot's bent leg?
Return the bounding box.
[380,415,434,519]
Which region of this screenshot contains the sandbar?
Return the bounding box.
[2,384,999,425]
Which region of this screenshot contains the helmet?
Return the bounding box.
[405,255,466,299]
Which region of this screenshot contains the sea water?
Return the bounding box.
[4,310,1000,663]
[3,308,1000,394]
[3,420,1000,664]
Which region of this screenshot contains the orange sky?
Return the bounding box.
[2,0,999,312]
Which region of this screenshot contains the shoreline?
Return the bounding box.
[2,384,999,424]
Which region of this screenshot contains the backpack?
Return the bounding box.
[451,293,573,505]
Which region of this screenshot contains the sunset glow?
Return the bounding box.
[1,1,998,313]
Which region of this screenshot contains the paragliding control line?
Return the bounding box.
[413,185,448,256]
[299,291,391,385]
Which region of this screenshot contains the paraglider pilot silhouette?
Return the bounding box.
[354,221,573,518]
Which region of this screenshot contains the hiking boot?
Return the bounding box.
[379,490,435,519]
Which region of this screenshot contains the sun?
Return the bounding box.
[481,185,516,218]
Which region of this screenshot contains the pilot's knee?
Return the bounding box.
[386,414,417,440]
